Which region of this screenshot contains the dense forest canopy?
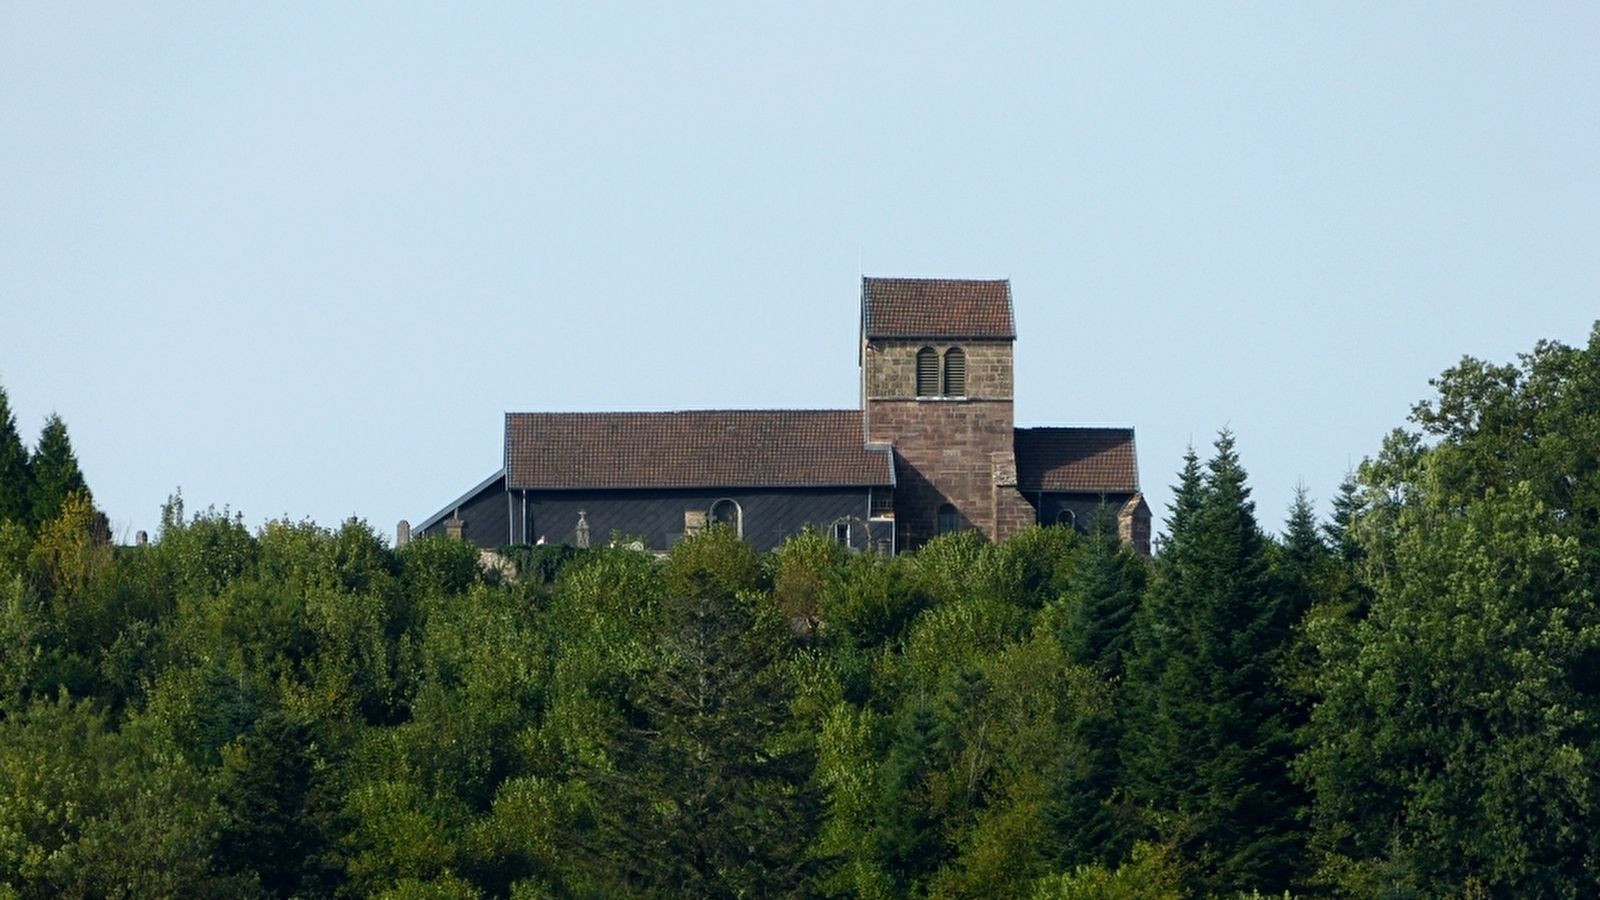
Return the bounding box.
[2,323,1600,899]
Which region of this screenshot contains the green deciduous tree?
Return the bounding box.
[0,697,236,899]
[1302,326,1600,898]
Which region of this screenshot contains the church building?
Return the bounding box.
[414,277,1150,555]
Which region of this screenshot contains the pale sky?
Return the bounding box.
[3,3,1596,543]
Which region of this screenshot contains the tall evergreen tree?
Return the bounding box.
[572,527,817,899]
[28,414,88,529]
[1321,472,1365,563]
[1059,507,1148,681]
[1044,508,1149,870]
[1275,485,1329,641]
[1123,432,1308,894]
[0,385,29,526]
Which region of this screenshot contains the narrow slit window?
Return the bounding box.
[916,347,939,397]
[943,347,966,397]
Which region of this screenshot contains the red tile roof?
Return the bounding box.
[862,277,1016,340]
[505,410,894,490]
[1013,427,1139,493]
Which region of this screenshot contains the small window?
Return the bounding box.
[833,521,851,546]
[1055,509,1076,529]
[709,498,742,537]
[869,487,893,518]
[943,347,966,397]
[937,504,958,535]
[916,347,940,397]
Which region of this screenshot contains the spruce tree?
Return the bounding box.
[574,527,817,898]
[28,415,89,529]
[1045,508,1150,869]
[1276,486,1329,637]
[0,385,29,526]
[1123,432,1308,894]
[1322,472,1365,563]
[1059,507,1148,681]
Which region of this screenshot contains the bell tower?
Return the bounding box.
[860,277,1037,549]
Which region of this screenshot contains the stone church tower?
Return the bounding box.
[861,277,1039,550]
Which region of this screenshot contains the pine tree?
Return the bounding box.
[1123,432,1308,894]
[28,415,88,529]
[0,385,29,526]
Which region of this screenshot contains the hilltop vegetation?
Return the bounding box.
[3,324,1600,899]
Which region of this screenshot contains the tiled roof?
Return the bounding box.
[862,277,1016,340]
[505,410,894,490]
[1014,427,1139,493]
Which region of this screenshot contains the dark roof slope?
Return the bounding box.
[506,410,893,490]
[862,277,1016,340]
[1014,427,1139,493]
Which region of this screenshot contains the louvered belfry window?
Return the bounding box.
[916,347,940,397]
[943,347,966,397]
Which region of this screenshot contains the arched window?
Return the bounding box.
[942,347,966,397]
[915,347,940,397]
[1055,508,1076,529]
[709,498,742,537]
[937,504,958,535]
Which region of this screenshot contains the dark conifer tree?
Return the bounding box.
[1123,432,1308,894]
[1276,485,1329,632]
[28,414,89,529]
[1059,507,1148,681]
[1044,508,1149,870]
[0,385,29,526]
[574,527,817,899]
[215,713,348,898]
[1322,472,1365,563]
[871,700,949,894]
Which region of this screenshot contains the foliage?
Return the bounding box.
[1123,433,1308,895]
[1300,325,1600,898]
[3,328,1600,898]
[1030,842,1186,900]
[0,385,28,527]
[26,416,89,533]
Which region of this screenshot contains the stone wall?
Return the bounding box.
[862,339,1014,401]
[863,335,1036,549]
[866,398,1036,548]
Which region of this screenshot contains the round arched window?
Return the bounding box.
[709,498,742,537]
[1056,509,1077,529]
[916,347,940,397]
[942,347,966,397]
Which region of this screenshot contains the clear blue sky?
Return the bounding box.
[3,3,1596,543]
